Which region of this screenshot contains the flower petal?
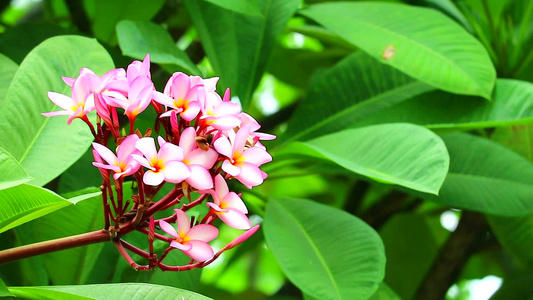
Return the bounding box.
[117,134,140,163]
[222,192,247,214]
[92,143,118,166]
[186,148,218,169]
[180,101,201,121]
[143,170,165,186]
[158,142,184,162]
[213,136,232,158]
[163,161,191,183]
[240,146,272,166]
[185,165,213,190]
[186,224,219,242]
[159,220,178,238]
[135,137,157,160]
[218,208,251,230]
[236,162,263,187]
[182,240,214,262]
[47,92,76,111]
[170,240,192,251]
[153,91,175,107]
[174,209,190,236]
[214,174,229,198]
[222,160,241,176]
[179,127,197,155]
[170,73,190,100]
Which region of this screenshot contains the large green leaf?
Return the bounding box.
[116,20,200,75]
[282,52,434,143]
[368,283,401,300]
[353,79,533,130]
[0,146,30,190]
[0,35,114,186]
[184,0,299,109]
[31,191,104,284]
[487,215,533,269]
[0,22,71,64]
[379,214,441,299]
[281,123,449,194]
[92,0,164,45]
[0,53,17,103]
[0,184,86,234]
[203,0,262,16]
[419,133,533,216]
[8,283,211,300]
[300,2,496,98]
[264,198,386,300]
[487,121,533,270]
[0,277,12,297]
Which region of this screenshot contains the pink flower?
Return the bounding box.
[178,127,218,190]
[239,112,276,141]
[61,67,127,94]
[103,75,154,120]
[153,72,203,121]
[127,54,151,82]
[159,209,218,262]
[132,136,191,186]
[42,72,96,124]
[214,125,272,188]
[204,175,251,230]
[199,88,241,130]
[92,134,142,180]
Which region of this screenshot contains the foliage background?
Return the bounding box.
[0,0,531,299]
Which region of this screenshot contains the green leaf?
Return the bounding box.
[9,283,212,300]
[0,276,13,297]
[264,198,386,300]
[92,0,165,45]
[282,52,434,143]
[0,22,71,64]
[282,123,449,194]
[300,2,496,98]
[184,0,299,109]
[487,215,533,269]
[352,79,533,130]
[116,20,200,75]
[0,35,114,186]
[379,214,442,299]
[0,53,17,103]
[31,191,104,284]
[417,0,473,32]
[203,0,262,16]
[419,133,533,216]
[0,146,31,190]
[0,184,73,234]
[368,283,401,300]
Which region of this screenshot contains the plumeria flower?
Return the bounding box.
[103,75,154,120]
[159,209,218,262]
[239,112,276,142]
[92,134,142,180]
[153,72,203,121]
[42,72,96,124]
[132,136,191,186]
[62,67,128,94]
[214,125,272,188]
[178,127,218,190]
[203,175,251,230]
[126,54,151,82]
[199,88,241,130]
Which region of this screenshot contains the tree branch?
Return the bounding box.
[0,229,110,265]
[413,211,489,300]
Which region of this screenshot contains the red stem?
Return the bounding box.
[0,230,110,265]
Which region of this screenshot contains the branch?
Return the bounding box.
[0,229,110,265]
[413,211,489,300]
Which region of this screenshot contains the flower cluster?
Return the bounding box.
[43,55,274,270]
